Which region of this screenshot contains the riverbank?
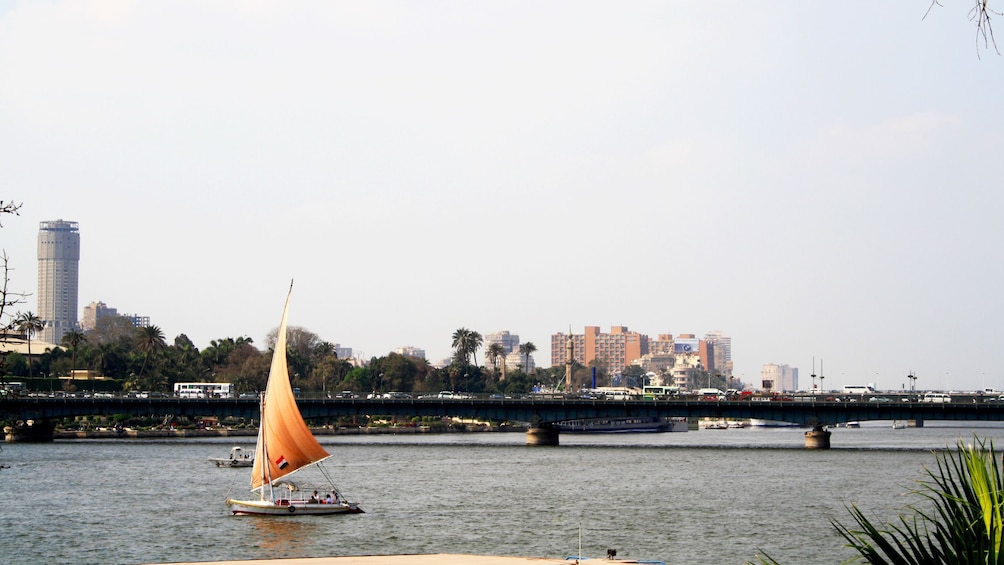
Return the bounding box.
[53,424,528,440]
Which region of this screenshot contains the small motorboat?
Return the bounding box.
[209,446,254,468]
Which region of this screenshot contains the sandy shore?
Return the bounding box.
[158,555,579,565]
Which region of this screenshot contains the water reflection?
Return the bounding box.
[251,517,326,558]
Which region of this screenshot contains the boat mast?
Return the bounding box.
[258,392,271,501]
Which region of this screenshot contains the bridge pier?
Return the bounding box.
[526,426,559,446]
[804,424,831,449]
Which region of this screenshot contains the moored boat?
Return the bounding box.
[209,446,254,467]
[748,418,800,428]
[225,283,362,516]
[556,416,687,433]
[699,419,728,430]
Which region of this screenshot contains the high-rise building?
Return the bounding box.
[37,220,80,344]
[484,330,520,354]
[704,331,733,377]
[550,326,649,374]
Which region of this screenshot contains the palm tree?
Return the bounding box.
[15,311,44,379]
[754,437,1004,565]
[834,436,1004,564]
[452,328,476,366]
[468,330,483,367]
[61,329,87,376]
[136,325,166,378]
[519,342,537,376]
[486,343,506,375]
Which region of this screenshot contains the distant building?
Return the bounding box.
[551,327,729,376]
[484,330,520,354]
[671,353,704,390]
[37,220,80,344]
[760,363,798,392]
[704,331,733,377]
[505,349,535,372]
[630,352,677,376]
[81,301,150,330]
[550,326,649,374]
[122,314,151,328]
[81,301,117,331]
[649,334,676,355]
[485,330,535,372]
[394,346,425,360]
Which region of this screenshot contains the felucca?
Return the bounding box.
[226,283,362,516]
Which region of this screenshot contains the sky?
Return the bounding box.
[2,1,1002,392]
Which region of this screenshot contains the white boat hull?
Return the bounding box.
[748,418,800,428]
[209,458,253,468]
[226,498,363,516]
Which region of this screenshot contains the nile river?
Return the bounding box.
[3,423,1004,565]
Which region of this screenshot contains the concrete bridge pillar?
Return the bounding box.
[526,426,559,446]
[804,424,831,449]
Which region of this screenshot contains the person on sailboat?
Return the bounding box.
[309,491,319,504]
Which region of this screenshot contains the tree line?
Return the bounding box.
[2,317,579,397]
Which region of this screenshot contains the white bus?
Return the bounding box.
[842,385,876,395]
[922,392,952,404]
[174,382,235,399]
[642,385,680,399]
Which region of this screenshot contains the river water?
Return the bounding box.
[3,422,1004,565]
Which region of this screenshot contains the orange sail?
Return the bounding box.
[251,284,330,490]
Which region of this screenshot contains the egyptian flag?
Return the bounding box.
[277,455,289,469]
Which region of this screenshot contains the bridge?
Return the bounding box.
[4,395,1004,446]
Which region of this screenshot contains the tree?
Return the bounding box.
[371,353,419,393]
[87,315,140,346]
[60,329,87,375]
[15,311,44,379]
[0,200,25,337]
[451,328,474,366]
[621,365,646,388]
[926,0,1000,57]
[160,334,206,387]
[136,325,166,378]
[88,341,133,379]
[519,342,537,376]
[755,437,1004,564]
[486,343,506,375]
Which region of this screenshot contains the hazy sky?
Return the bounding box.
[2,1,1002,392]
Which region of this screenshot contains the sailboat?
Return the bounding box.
[226,283,363,516]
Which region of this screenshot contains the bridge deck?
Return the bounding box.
[4,395,1003,428]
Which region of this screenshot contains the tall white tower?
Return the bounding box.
[37,220,80,344]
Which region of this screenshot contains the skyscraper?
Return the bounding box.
[37,220,80,344]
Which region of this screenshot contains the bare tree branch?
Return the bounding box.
[0,200,27,340]
[0,200,22,228]
[926,0,1000,58]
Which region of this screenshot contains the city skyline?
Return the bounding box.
[2,3,1002,392]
